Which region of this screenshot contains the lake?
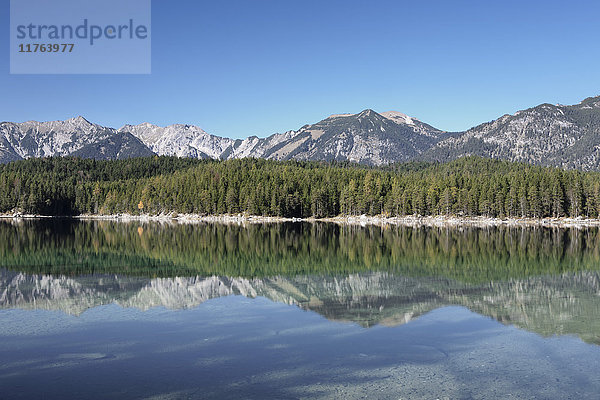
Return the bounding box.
[1,219,600,399]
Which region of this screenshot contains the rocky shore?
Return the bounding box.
[3,212,600,228]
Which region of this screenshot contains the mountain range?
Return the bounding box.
[3,95,600,169]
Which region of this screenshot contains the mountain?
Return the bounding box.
[252,109,445,164]
[120,109,445,165]
[0,116,154,163]
[2,269,599,344]
[424,96,600,170]
[6,95,600,168]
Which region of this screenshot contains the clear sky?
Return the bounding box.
[2,0,600,138]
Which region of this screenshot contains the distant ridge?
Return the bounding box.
[422,96,600,170]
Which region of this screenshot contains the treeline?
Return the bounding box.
[1,155,600,218]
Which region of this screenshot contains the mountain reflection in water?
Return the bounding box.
[2,270,599,345]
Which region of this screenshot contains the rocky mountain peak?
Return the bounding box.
[357,109,379,118]
[69,115,92,124]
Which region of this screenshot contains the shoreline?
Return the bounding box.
[2,213,600,228]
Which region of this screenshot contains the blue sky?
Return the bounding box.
[2,0,600,138]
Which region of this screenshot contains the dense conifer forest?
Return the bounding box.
[1,156,599,218]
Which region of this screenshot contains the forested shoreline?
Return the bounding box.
[1,156,600,219]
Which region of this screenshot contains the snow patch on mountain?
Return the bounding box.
[380,111,414,125]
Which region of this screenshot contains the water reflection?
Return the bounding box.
[2,219,600,282]
[2,269,599,344]
[2,220,600,398]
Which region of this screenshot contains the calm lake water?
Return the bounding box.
[1,220,600,399]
